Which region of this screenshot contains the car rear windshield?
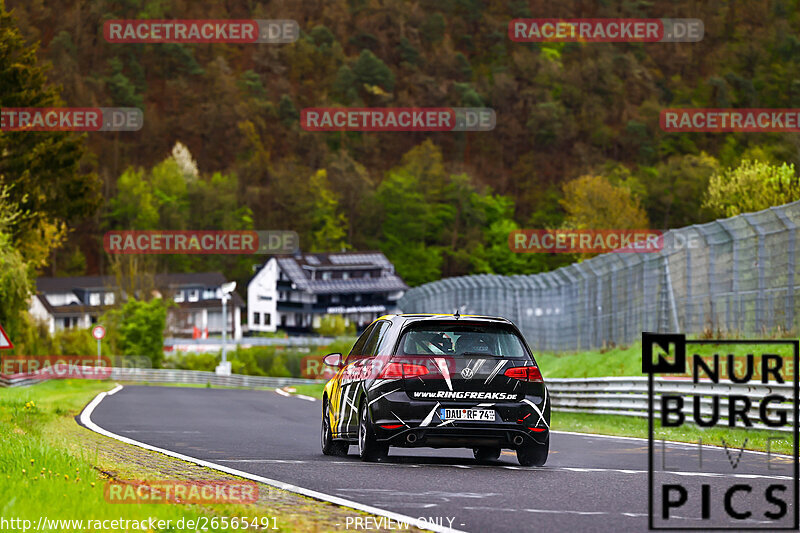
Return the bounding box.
[396,323,530,359]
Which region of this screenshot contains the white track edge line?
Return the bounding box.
[80,386,464,533]
[296,394,317,402]
[552,430,796,459]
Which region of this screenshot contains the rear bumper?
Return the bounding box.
[376,424,548,448]
[369,390,550,449]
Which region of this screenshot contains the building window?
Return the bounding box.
[331,295,340,303]
[355,294,362,302]
[203,289,216,299]
[174,291,185,303]
[322,271,332,280]
[264,313,271,326]
[104,292,115,305]
[253,312,260,325]
[342,272,349,280]
[188,289,199,302]
[89,292,101,306]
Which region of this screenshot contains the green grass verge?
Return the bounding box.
[0,380,425,532]
[286,383,326,399]
[1,380,244,531]
[536,340,796,379]
[553,411,794,456]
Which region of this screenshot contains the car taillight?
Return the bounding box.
[504,365,543,382]
[379,424,404,429]
[528,427,547,432]
[378,362,430,379]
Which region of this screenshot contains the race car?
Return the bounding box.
[320,313,550,466]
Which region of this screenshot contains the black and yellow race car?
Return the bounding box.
[320,313,550,466]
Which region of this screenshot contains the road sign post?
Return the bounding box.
[216,282,236,376]
[92,325,106,363]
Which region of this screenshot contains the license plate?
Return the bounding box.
[439,408,495,421]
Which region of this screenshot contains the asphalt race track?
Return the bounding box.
[83,386,797,533]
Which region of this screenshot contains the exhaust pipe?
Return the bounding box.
[512,435,524,446]
[406,433,418,444]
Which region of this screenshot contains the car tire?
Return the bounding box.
[516,439,549,467]
[321,399,349,456]
[473,447,501,463]
[358,401,388,462]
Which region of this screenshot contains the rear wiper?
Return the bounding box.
[458,352,504,358]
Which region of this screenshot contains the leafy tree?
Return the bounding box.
[397,37,420,66]
[238,70,267,100]
[421,13,445,43]
[0,186,32,348]
[645,153,720,228]
[104,57,143,107]
[352,49,395,92]
[308,169,349,252]
[375,169,444,286]
[309,25,336,48]
[278,94,299,126]
[101,298,168,369]
[454,52,472,80]
[398,139,448,198]
[107,168,160,230]
[0,2,100,267]
[704,160,800,217]
[561,174,650,230]
[332,65,358,103]
[453,82,483,107]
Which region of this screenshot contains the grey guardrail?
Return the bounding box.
[0,367,323,388]
[164,336,338,347]
[548,377,796,432]
[110,367,324,388]
[0,374,41,388]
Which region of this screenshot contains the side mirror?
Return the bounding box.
[323,353,343,368]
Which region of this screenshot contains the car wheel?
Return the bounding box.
[516,440,549,467]
[358,401,388,462]
[321,399,349,456]
[473,447,501,463]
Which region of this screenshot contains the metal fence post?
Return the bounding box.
[773,206,796,331]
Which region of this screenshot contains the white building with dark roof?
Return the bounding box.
[247,251,408,333]
[29,272,244,339]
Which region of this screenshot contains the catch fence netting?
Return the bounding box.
[398,201,800,352]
